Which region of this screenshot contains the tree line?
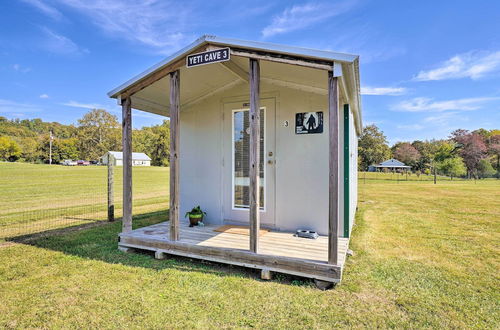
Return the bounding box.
[0,109,170,166]
[358,125,500,179]
[1,109,499,178]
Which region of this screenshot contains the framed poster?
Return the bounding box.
[295,111,323,134]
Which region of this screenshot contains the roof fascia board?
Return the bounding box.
[107,36,208,98]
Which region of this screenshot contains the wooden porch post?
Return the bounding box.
[249,58,261,253]
[328,71,339,265]
[169,70,180,241]
[122,97,133,233]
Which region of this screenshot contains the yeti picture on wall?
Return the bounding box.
[295,111,324,134]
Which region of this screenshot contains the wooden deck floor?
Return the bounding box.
[119,221,350,282]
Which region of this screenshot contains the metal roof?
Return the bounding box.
[107,35,362,133]
[108,35,359,98]
[373,159,411,168]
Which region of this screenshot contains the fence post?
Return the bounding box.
[107,153,114,222]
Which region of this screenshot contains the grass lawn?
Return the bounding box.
[0,173,499,327]
[0,162,168,238]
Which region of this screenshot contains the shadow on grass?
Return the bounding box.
[7,210,312,286]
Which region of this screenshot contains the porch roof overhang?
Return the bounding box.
[107,35,362,134]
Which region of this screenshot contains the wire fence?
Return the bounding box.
[3,163,488,240]
[0,162,168,241]
[358,171,473,183]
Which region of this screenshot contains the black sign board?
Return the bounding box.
[186,48,230,68]
[295,112,324,134]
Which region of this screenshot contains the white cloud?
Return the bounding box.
[414,50,500,81]
[39,94,49,99]
[262,1,357,38]
[41,27,86,55]
[0,99,43,114]
[392,97,500,112]
[12,64,31,73]
[61,101,104,109]
[361,86,407,96]
[21,0,63,20]
[396,124,424,130]
[53,0,191,53]
[423,112,460,124]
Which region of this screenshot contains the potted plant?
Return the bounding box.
[185,205,206,227]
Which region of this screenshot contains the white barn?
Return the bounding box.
[107,35,362,286]
[101,151,151,166]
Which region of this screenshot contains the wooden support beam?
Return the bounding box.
[219,61,249,82]
[119,235,342,281]
[122,97,132,233]
[121,57,185,98]
[328,72,339,265]
[249,58,261,253]
[119,44,209,98]
[107,153,114,222]
[169,70,180,241]
[231,48,333,71]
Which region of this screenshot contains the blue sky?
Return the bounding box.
[1,0,499,144]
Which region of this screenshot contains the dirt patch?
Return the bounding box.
[0,241,18,248]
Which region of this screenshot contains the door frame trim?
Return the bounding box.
[221,96,277,227]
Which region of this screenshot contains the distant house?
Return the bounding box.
[101,151,151,166]
[368,158,411,172]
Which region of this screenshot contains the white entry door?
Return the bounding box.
[223,98,276,227]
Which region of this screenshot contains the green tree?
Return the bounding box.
[487,132,499,176]
[18,137,40,162]
[412,140,445,171]
[77,109,121,160]
[437,157,466,179]
[133,120,170,166]
[477,159,495,178]
[0,136,21,161]
[433,141,455,162]
[358,124,391,171]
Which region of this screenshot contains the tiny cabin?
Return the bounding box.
[108,35,362,287]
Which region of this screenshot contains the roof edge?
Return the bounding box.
[107,35,359,99]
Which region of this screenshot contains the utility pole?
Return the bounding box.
[49,130,53,165]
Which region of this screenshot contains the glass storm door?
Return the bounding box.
[223,99,275,226]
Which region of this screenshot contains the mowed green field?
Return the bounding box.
[0,162,168,237]
[0,167,499,328]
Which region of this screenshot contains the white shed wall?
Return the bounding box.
[179,82,358,236]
